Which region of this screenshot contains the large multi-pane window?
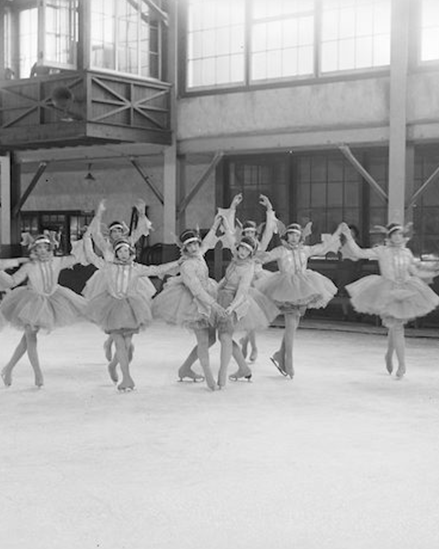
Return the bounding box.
[186,0,245,88]
[44,0,77,68]
[320,0,391,73]
[90,0,161,79]
[251,0,314,81]
[420,0,439,62]
[18,8,38,78]
[185,0,392,91]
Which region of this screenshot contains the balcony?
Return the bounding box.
[0,70,172,151]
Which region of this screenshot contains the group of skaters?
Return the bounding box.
[1,193,439,392]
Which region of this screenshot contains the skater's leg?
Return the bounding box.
[239,334,249,359]
[284,312,300,379]
[1,334,27,387]
[248,330,258,362]
[103,335,114,362]
[393,322,406,379]
[178,329,215,381]
[113,332,135,391]
[24,326,44,387]
[229,340,252,381]
[218,331,233,388]
[194,328,216,391]
[385,327,395,374]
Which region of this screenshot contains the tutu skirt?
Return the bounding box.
[216,288,280,334]
[0,286,86,332]
[152,276,218,330]
[86,292,152,334]
[83,269,157,301]
[256,269,337,312]
[346,275,439,323]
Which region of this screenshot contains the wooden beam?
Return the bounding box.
[407,163,439,209]
[142,0,168,26]
[338,145,388,202]
[12,161,48,217]
[178,152,224,217]
[129,157,164,205]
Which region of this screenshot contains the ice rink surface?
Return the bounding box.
[2,321,439,549]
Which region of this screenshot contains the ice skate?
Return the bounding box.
[395,364,406,379]
[178,367,205,383]
[249,347,258,362]
[117,377,135,392]
[229,366,252,382]
[34,374,44,388]
[270,352,287,377]
[1,368,12,387]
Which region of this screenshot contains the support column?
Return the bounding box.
[163,145,177,243]
[163,0,177,244]
[388,0,410,223]
[0,155,11,246]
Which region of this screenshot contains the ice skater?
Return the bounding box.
[221,193,277,363]
[341,222,439,379]
[152,221,229,391]
[214,233,279,388]
[82,198,154,367]
[257,221,343,379]
[83,232,179,391]
[0,235,86,388]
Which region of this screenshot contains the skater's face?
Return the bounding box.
[184,241,200,256]
[110,227,124,241]
[389,230,404,246]
[243,228,257,239]
[237,245,252,259]
[286,231,301,244]
[116,246,131,262]
[34,243,51,260]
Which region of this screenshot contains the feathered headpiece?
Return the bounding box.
[236,235,258,256]
[281,221,313,241]
[21,231,59,252]
[102,220,130,238]
[177,228,202,250]
[371,222,413,239]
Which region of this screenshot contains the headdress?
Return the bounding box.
[371,222,413,238]
[22,231,57,252]
[237,235,258,256]
[113,237,135,255]
[281,221,313,241]
[179,228,202,249]
[108,220,129,236]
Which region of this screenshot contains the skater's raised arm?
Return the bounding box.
[130,199,152,244]
[258,194,277,252]
[340,223,379,260]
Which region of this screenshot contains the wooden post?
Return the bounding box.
[0,154,11,246]
[388,0,410,224]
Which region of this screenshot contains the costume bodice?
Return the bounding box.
[7,256,76,296]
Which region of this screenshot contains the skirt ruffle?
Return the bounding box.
[152,276,218,330]
[86,292,152,333]
[346,275,439,322]
[83,270,157,301]
[255,270,337,311]
[216,288,280,334]
[0,286,87,331]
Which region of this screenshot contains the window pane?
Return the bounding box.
[187,0,245,89]
[321,0,390,73]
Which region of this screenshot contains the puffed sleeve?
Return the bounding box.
[138,260,180,278]
[0,263,30,289]
[82,233,105,269]
[181,261,216,306]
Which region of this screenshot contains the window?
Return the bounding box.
[251,0,314,81]
[320,0,390,73]
[21,211,94,255]
[19,8,38,78]
[186,0,245,88]
[44,0,77,68]
[295,153,362,239]
[185,0,392,92]
[90,0,162,79]
[420,0,439,62]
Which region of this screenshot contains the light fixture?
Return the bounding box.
[84,163,96,181]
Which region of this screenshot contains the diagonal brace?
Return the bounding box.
[130,158,164,205]
[12,162,48,217]
[407,163,439,209]
[339,145,388,202]
[178,152,224,217]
